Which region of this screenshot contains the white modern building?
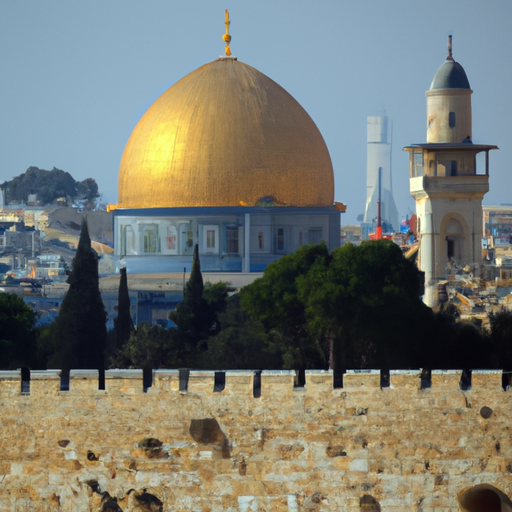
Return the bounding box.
[363,116,398,232]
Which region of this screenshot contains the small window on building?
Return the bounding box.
[226,226,239,253]
[167,235,176,250]
[203,225,219,253]
[451,160,458,176]
[308,228,322,245]
[166,226,177,253]
[207,230,216,248]
[258,231,264,250]
[449,111,456,128]
[276,228,285,252]
[143,225,159,253]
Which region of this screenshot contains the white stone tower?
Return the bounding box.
[363,116,399,231]
[404,36,498,306]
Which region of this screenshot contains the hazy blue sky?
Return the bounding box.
[1,1,511,224]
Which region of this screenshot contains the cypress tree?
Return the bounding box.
[169,244,218,360]
[51,219,107,372]
[114,266,134,352]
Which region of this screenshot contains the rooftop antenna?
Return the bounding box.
[447,34,453,61]
[223,10,232,56]
[376,167,383,239]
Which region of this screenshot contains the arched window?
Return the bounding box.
[449,111,456,128]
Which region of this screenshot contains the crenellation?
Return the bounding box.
[470,369,503,390]
[187,370,215,394]
[69,369,100,393]
[305,369,333,394]
[31,372,61,396]
[0,369,509,397]
[343,369,381,388]
[104,369,144,394]
[260,370,296,397]
[0,370,21,397]
[431,369,463,390]
[224,370,254,396]
[390,369,421,389]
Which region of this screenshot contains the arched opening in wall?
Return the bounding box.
[458,484,512,512]
[444,218,464,266]
[360,495,380,511]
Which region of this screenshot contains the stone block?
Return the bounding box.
[471,370,503,391]
[30,370,60,395]
[188,371,215,394]
[260,371,295,397]
[343,370,380,388]
[69,369,100,393]
[305,370,333,394]
[431,370,461,389]
[224,371,253,396]
[390,370,420,389]
[105,369,143,394]
[0,370,21,397]
[152,369,179,392]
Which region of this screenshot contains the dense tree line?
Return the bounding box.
[1,240,511,374]
[1,166,99,205]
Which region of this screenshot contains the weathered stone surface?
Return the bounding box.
[0,369,510,511]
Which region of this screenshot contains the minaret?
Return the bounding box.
[404,36,498,307]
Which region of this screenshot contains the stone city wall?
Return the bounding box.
[0,369,511,512]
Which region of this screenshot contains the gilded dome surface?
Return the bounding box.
[118,58,334,208]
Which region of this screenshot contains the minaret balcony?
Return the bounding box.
[410,174,489,200]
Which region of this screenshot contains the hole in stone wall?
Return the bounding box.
[128,490,163,512]
[333,369,344,389]
[143,368,153,393]
[503,370,511,391]
[138,438,163,459]
[359,494,381,511]
[20,367,30,395]
[189,418,231,458]
[420,368,431,389]
[457,484,511,512]
[98,368,105,391]
[294,369,305,387]
[87,450,99,461]
[380,370,390,388]
[60,370,70,392]
[213,372,225,392]
[460,369,472,391]
[253,370,261,398]
[179,368,189,391]
[84,479,100,493]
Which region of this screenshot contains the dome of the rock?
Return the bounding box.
[118,57,334,208]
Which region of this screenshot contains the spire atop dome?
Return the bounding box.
[223,10,232,57]
[447,34,453,61]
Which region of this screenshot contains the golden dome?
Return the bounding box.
[118,58,334,208]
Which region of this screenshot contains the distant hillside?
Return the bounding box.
[1,166,99,206]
